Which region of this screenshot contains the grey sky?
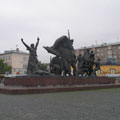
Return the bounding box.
[0,0,120,63]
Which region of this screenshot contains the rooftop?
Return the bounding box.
[75,41,120,50]
[0,48,29,55]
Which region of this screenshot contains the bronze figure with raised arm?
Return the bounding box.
[21,37,40,74]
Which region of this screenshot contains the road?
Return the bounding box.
[0,88,120,120]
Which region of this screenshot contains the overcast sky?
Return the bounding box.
[0,0,120,63]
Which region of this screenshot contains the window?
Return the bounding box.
[97,49,99,52]
[113,51,116,55]
[107,56,112,58]
[104,47,107,50]
[96,53,99,56]
[8,56,11,61]
[113,56,116,58]
[3,57,5,61]
[104,51,107,55]
[113,46,116,50]
[101,53,103,56]
[5,56,7,61]
[23,57,28,61]
[108,46,112,50]
[108,51,112,55]
[23,64,27,69]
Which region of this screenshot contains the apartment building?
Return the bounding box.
[0,48,29,75]
[75,42,120,65]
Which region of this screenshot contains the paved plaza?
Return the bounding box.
[0,88,120,120]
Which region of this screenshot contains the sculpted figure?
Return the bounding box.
[83,49,91,66]
[71,51,77,76]
[88,50,95,76]
[21,37,39,74]
[77,54,84,75]
[77,49,97,77]
[44,35,76,76]
[92,58,101,76]
[50,56,62,75]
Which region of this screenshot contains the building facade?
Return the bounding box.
[75,42,120,65]
[0,48,29,75]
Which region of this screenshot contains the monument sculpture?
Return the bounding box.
[92,58,101,76]
[50,56,62,75]
[21,35,100,77]
[77,49,100,76]
[21,37,39,74]
[3,34,116,95]
[21,37,50,75]
[44,35,76,76]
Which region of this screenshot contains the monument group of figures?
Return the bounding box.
[77,49,101,77]
[21,35,101,77]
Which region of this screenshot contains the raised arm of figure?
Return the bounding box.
[35,37,40,49]
[21,38,30,50]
